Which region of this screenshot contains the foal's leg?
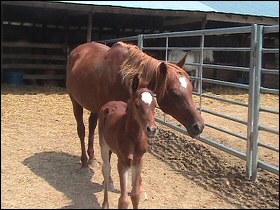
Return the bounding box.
[100,141,111,209]
[70,96,87,168]
[118,161,130,209]
[131,158,144,209]
[88,112,98,166]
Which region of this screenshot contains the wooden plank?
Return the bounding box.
[23,74,65,80]
[1,4,3,83]
[207,13,279,25]
[2,64,66,70]
[2,54,66,61]
[2,42,66,49]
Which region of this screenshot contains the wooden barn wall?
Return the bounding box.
[1,3,278,88]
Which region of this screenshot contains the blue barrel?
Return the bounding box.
[6,71,24,85]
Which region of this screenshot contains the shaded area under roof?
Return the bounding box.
[57,1,279,18]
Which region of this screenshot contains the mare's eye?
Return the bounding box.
[170,89,180,98]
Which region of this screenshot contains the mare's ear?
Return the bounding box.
[131,73,140,95]
[176,52,188,69]
[150,62,168,92]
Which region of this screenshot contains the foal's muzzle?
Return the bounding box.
[146,125,158,137]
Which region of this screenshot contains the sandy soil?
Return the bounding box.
[1,84,279,209]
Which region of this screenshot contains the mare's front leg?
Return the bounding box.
[70,96,87,168]
[118,160,130,209]
[131,157,144,209]
[88,112,98,166]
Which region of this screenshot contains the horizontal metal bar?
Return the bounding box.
[156,117,279,175]
[260,87,279,95]
[206,122,247,140]
[261,68,279,75]
[258,160,279,175]
[202,78,250,89]
[259,125,279,135]
[259,106,279,114]
[155,117,247,161]
[143,26,252,39]
[98,35,138,44]
[143,46,251,52]
[258,141,279,152]
[201,108,248,125]
[262,48,279,53]
[203,64,250,72]
[198,93,249,107]
[263,25,279,34]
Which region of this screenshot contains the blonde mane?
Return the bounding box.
[120,42,160,89]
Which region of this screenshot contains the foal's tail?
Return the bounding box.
[98,106,109,143]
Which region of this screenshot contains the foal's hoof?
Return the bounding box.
[102,180,116,192]
[140,191,148,201]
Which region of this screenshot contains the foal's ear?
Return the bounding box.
[131,73,140,95]
[176,52,188,69]
[150,62,168,92]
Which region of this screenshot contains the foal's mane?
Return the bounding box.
[120,42,161,89]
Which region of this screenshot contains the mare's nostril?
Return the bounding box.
[192,124,201,133]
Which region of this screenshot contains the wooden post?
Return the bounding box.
[87,12,93,42]
[1,4,4,83]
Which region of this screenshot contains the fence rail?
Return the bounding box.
[99,24,279,181]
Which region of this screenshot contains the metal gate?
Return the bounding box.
[99,24,279,181]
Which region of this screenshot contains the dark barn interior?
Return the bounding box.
[1,1,279,88]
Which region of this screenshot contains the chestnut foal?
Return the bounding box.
[98,74,158,209]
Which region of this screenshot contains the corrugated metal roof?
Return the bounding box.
[57,1,279,18]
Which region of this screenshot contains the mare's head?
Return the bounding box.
[120,42,204,138]
[128,74,158,138]
[149,61,205,138]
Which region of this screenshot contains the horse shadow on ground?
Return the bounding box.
[22,151,103,209]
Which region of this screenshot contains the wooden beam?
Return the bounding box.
[1,4,3,83]
[207,13,279,25]
[2,64,66,70]
[2,42,65,49]
[23,74,65,80]
[163,16,203,27]
[2,54,66,60]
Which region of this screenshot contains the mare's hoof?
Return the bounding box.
[78,166,93,177]
[140,191,148,201]
[88,158,97,169]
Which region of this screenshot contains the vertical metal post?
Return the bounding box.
[198,34,204,109]
[87,12,93,42]
[163,37,169,123]
[251,25,263,181]
[246,24,257,179]
[137,34,143,50]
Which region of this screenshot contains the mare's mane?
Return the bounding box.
[119,42,187,98]
[120,42,160,88]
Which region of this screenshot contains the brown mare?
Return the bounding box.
[98,74,157,209]
[67,41,204,169]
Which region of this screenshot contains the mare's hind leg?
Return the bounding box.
[70,96,88,168]
[88,112,98,166]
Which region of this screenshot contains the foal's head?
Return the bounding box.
[129,74,158,138]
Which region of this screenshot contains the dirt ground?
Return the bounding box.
[1,84,279,209]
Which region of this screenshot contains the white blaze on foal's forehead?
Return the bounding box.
[179,77,188,88]
[141,92,153,105]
